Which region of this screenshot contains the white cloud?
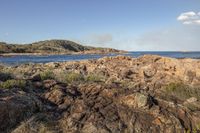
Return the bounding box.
[78,25,200,51]
[177,11,200,25]
[183,21,193,25]
[177,11,196,21]
[75,12,200,51]
[194,20,200,24]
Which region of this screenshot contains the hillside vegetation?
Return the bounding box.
[0,40,121,54]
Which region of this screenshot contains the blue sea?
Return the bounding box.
[1,51,200,65]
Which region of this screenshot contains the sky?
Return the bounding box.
[0,0,200,51]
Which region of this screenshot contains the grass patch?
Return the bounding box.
[0,79,27,89]
[85,73,105,82]
[65,72,84,83]
[40,71,54,80]
[12,114,56,133]
[164,82,200,101]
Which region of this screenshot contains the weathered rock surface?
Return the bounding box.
[0,91,42,133]
[0,55,200,133]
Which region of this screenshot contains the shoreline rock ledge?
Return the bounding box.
[1,55,200,133]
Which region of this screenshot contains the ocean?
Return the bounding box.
[1,51,200,65]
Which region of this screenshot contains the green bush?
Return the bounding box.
[54,71,84,84]
[86,73,104,82]
[65,72,84,83]
[40,71,54,80]
[165,82,200,101]
[0,79,27,89]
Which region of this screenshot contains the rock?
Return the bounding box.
[43,79,57,89]
[33,81,43,88]
[45,86,66,105]
[31,73,41,81]
[81,123,98,133]
[115,55,132,60]
[46,62,60,68]
[120,93,153,109]
[121,69,134,79]
[81,123,109,133]
[186,97,198,103]
[0,72,12,81]
[143,65,156,78]
[135,93,151,108]
[1,55,200,132]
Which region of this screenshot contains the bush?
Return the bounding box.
[40,71,54,80]
[65,72,84,83]
[54,71,84,84]
[86,73,104,82]
[165,82,200,101]
[0,79,27,89]
[53,71,67,83]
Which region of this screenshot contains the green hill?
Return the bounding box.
[0,40,122,54]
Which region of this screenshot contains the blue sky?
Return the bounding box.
[0,0,200,51]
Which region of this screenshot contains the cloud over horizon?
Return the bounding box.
[78,24,200,51]
[81,33,113,47]
[88,34,113,44]
[135,26,200,51]
[72,11,200,51]
[177,11,200,25]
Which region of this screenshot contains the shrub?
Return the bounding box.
[85,73,104,82]
[164,82,200,101]
[54,71,68,83]
[0,79,27,89]
[54,71,84,84]
[40,71,54,80]
[65,72,84,83]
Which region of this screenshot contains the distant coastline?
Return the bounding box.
[0,51,126,57]
[0,39,126,57]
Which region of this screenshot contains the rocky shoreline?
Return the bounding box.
[0,50,126,57]
[1,55,200,133]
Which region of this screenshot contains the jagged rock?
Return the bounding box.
[1,55,200,132]
[119,93,153,109]
[45,86,66,105]
[43,80,57,89]
[31,73,41,81]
